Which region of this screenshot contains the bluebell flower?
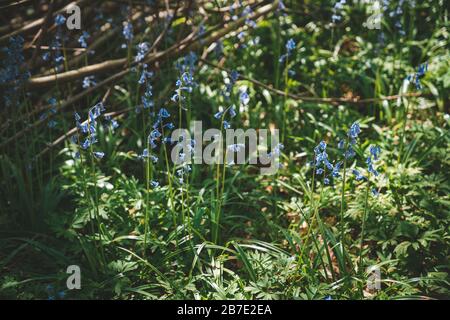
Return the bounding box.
[223,121,231,129]
[93,151,105,159]
[122,21,133,42]
[348,122,361,139]
[352,169,366,181]
[55,14,66,26]
[78,31,90,48]
[135,42,150,62]
[239,87,250,105]
[369,145,381,160]
[158,108,170,118]
[229,106,237,118]
[150,180,159,188]
[338,139,345,149]
[42,52,50,61]
[82,75,96,89]
[279,38,296,63]
[214,111,223,119]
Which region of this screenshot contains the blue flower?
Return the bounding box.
[82,75,96,89]
[348,122,361,139]
[93,151,105,159]
[135,42,150,62]
[371,187,379,197]
[55,14,66,26]
[78,31,90,48]
[122,21,134,42]
[223,121,231,129]
[158,108,170,118]
[239,88,250,105]
[352,169,366,181]
[286,38,296,53]
[229,106,237,118]
[214,111,223,119]
[150,180,159,188]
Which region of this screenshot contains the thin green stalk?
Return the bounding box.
[358,179,371,275]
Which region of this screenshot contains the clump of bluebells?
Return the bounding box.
[0,36,30,107]
[122,21,134,48]
[310,122,382,195]
[137,64,155,114]
[72,102,108,160]
[406,63,428,90]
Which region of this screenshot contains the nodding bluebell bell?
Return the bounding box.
[369,145,381,161]
[158,108,170,118]
[150,180,159,188]
[214,111,223,119]
[348,122,361,139]
[229,106,237,118]
[223,121,231,129]
[93,152,105,159]
[332,161,342,178]
[54,14,66,26]
[239,87,250,105]
[352,169,366,181]
[82,75,96,89]
[138,64,154,85]
[104,115,120,131]
[122,21,134,43]
[135,42,150,62]
[78,31,90,48]
[42,52,51,61]
[279,38,296,63]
